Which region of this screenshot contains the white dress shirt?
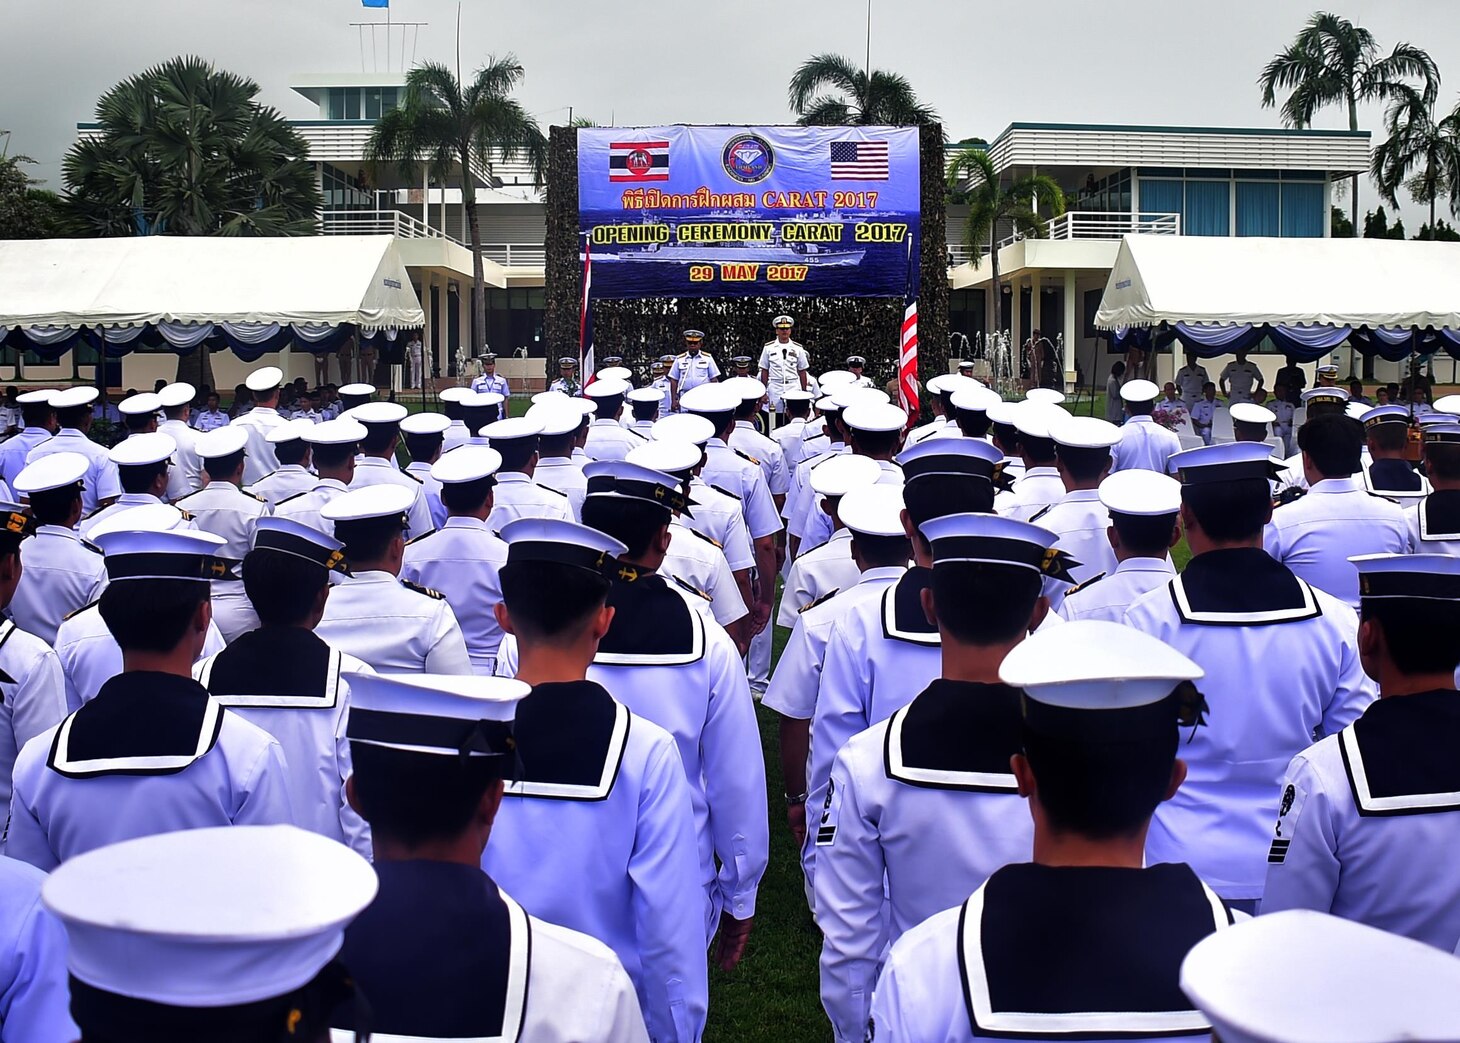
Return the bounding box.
[485,472,573,530]
[231,405,287,485]
[348,457,435,541]
[315,570,473,675]
[1264,475,1410,609]
[1111,414,1182,475]
[11,526,107,646]
[26,430,119,516]
[400,517,510,674]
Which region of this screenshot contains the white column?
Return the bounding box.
[421,274,434,385]
[1010,274,1024,370]
[1063,270,1078,393]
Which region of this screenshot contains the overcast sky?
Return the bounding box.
[6,0,1460,228]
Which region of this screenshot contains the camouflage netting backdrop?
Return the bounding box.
[544,123,948,411]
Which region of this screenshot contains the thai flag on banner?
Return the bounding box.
[609,140,670,182]
[580,235,595,385]
[899,241,920,421]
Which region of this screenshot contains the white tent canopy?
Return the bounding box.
[0,235,424,331]
[1095,235,1460,331]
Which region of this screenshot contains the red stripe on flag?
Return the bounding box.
[899,300,920,423]
[609,141,669,150]
[580,237,592,383]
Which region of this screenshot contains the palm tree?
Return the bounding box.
[1258,12,1438,233]
[1371,84,1460,231]
[367,57,547,360]
[947,148,1064,338]
[62,56,320,237]
[788,54,938,126]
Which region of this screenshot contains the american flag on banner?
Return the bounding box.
[580,235,595,383]
[830,140,890,180]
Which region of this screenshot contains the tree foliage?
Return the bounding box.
[0,143,65,239]
[367,58,547,366]
[1363,205,1407,239]
[1371,84,1460,228]
[788,53,939,126]
[62,56,320,237]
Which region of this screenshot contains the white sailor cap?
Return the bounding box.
[157,382,195,409]
[1099,469,1182,517]
[399,411,451,437]
[531,390,571,406]
[930,374,986,396]
[1351,552,1460,604]
[557,355,580,366]
[118,392,162,417]
[1118,379,1160,403]
[1418,412,1455,430]
[526,401,592,437]
[1170,441,1283,484]
[303,417,367,446]
[595,367,633,383]
[1301,386,1350,404]
[109,432,176,467]
[349,402,408,426]
[13,452,88,495]
[652,413,715,446]
[338,382,375,399]
[1433,393,1460,415]
[438,386,473,405]
[1423,421,1460,445]
[464,391,507,411]
[627,386,666,405]
[244,366,283,393]
[810,454,882,497]
[781,389,815,403]
[723,376,767,401]
[918,512,1065,572]
[93,527,230,583]
[501,517,628,575]
[836,484,907,537]
[1001,620,1204,739]
[265,418,315,445]
[346,672,530,761]
[1013,403,1072,440]
[818,370,856,390]
[16,389,55,406]
[431,445,502,485]
[194,425,249,460]
[1229,402,1277,426]
[895,435,1003,481]
[42,825,376,1009]
[1316,364,1341,377]
[584,378,631,399]
[831,387,890,412]
[252,517,349,575]
[1025,387,1066,405]
[1343,401,1370,421]
[773,314,795,328]
[481,415,543,442]
[1360,404,1409,429]
[88,502,194,540]
[627,439,702,474]
[842,402,908,434]
[680,382,741,413]
[814,395,842,413]
[1179,909,1460,1043]
[584,460,690,514]
[985,401,1020,428]
[51,387,98,409]
[1049,414,1120,449]
[950,385,1002,413]
[321,484,415,526]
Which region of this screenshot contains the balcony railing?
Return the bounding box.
[998,210,1181,248]
[479,244,546,267]
[319,209,461,244]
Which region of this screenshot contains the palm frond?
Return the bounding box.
[796,97,853,127]
[788,53,865,117]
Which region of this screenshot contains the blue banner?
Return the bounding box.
[577,125,920,299]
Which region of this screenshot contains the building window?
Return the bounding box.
[1280,182,1325,237]
[1236,182,1281,236]
[1185,181,1230,236]
[321,164,371,210]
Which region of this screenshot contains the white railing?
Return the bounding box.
[479,244,546,267]
[319,209,462,244]
[998,210,1182,247]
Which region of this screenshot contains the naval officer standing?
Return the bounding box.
[231,366,288,486]
[1058,469,1181,623]
[346,401,436,541]
[1112,379,1182,474]
[758,315,810,420]
[1030,415,1121,598]
[669,330,720,411]
[245,419,317,507]
[1407,420,1460,555]
[9,454,108,646]
[480,416,574,529]
[25,387,119,517]
[272,417,366,535]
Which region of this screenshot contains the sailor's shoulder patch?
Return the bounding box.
[800,588,840,613]
[733,447,761,466]
[687,527,723,549]
[400,578,445,600]
[669,574,711,601]
[1063,572,1106,598]
[1028,503,1054,523]
[275,490,309,506]
[537,483,568,498]
[79,538,103,555]
[405,530,437,547]
[63,599,99,622]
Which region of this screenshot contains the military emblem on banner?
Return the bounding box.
[609,140,669,182]
[722,133,775,184]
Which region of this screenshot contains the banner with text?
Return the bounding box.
[577,125,920,299]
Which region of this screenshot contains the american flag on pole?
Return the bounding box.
[830,140,890,180]
[580,235,595,384]
[899,239,920,421]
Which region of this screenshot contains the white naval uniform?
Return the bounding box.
[11,526,107,646]
[785,443,851,543]
[471,372,511,397]
[0,428,53,492]
[246,464,317,508]
[1263,690,1460,951]
[774,417,810,472]
[486,472,572,531]
[1263,476,1410,610]
[729,421,790,498]
[998,466,1064,522]
[668,352,720,402]
[778,528,860,628]
[176,481,272,643]
[682,478,755,572]
[547,377,581,397]
[1271,399,1297,455]
[7,671,294,871]
[52,604,227,711]
[400,517,509,674]
[0,620,68,826]
[231,405,286,485]
[315,570,473,675]
[1189,399,1217,445]
[191,408,229,432]
[1111,414,1181,474]
[1219,360,1263,403]
[533,456,589,520]
[816,680,1034,1042]
[1407,490,1460,555]
[587,574,767,939]
[78,493,194,541]
[482,679,708,1043]
[273,477,350,535]
[702,439,781,539]
[442,418,471,454]
[868,863,1234,1043]
[1029,488,1117,606]
[1123,548,1376,901]
[404,460,447,529]
[348,457,435,541]
[26,429,120,517]
[1058,557,1175,623]
[158,417,204,500]
[1175,364,1210,407]
[903,417,952,446]
[808,569,942,882]
[1362,457,1429,508]
[0,856,76,1042]
[335,863,648,1043]
[660,523,748,629]
[797,461,903,557]
[758,339,809,410]
[585,418,642,463]
[194,629,372,857]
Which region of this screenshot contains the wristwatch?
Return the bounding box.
[785,791,807,806]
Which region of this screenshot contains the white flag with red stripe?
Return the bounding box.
[899,297,919,421]
[580,235,594,386]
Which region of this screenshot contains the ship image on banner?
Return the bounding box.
[577,125,921,299]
